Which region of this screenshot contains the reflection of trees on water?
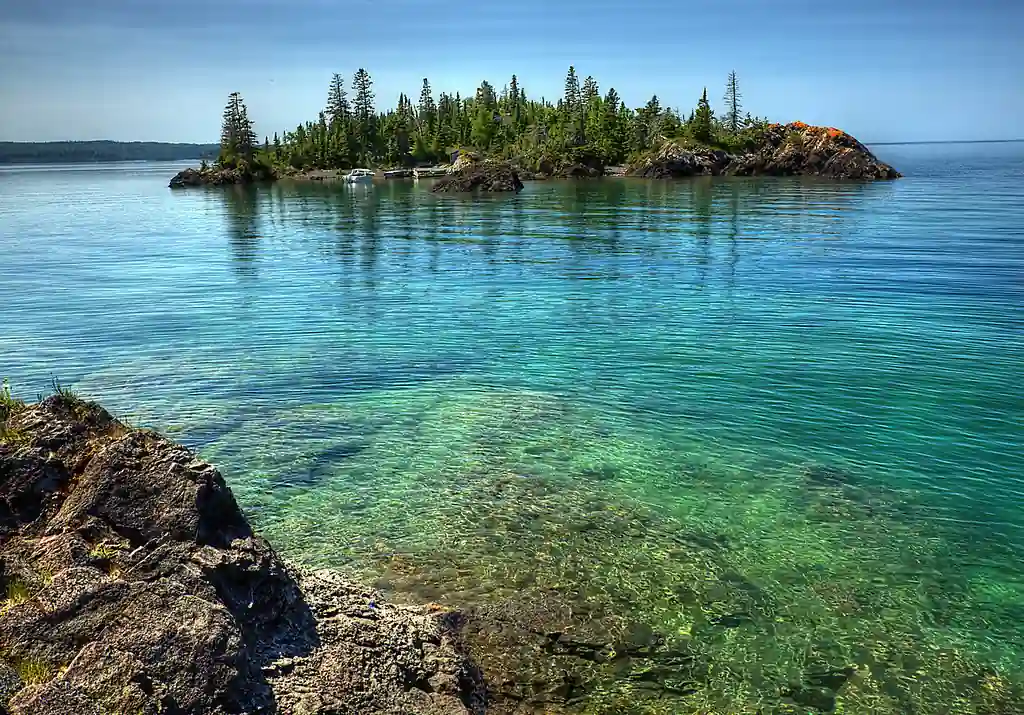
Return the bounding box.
[222,185,262,278]
[725,180,740,296]
[691,178,713,290]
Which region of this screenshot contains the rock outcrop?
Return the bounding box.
[627,145,732,179]
[626,122,901,180]
[432,164,524,193]
[0,394,485,715]
[169,163,276,188]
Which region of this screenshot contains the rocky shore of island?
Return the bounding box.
[0,393,485,714]
[625,122,901,180]
[171,122,898,192]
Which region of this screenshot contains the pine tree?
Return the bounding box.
[326,74,350,126]
[351,69,376,161]
[418,78,437,135]
[693,87,715,143]
[351,70,374,125]
[509,74,522,128]
[471,104,496,148]
[581,76,599,104]
[475,81,497,111]
[723,71,742,134]
[563,66,580,115]
[220,92,256,161]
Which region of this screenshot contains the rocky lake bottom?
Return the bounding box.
[2,143,1023,712]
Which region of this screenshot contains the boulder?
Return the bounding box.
[0,394,485,715]
[432,163,524,193]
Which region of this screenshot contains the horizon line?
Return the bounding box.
[3,138,1024,147]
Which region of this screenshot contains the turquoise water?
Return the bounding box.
[2,146,1023,712]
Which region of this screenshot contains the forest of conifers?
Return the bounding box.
[218,67,766,171]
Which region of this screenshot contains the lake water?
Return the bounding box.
[2,146,1023,713]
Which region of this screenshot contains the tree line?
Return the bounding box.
[217,67,768,171]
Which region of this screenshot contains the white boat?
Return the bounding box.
[343,168,375,183]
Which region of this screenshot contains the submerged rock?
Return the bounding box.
[0,395,484,715]
[432,163,524,193]
[626,122,900,180]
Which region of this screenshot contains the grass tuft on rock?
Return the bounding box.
[12,657,55,686]
[2,579,32,609]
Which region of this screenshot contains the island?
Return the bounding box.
[169,70,899,191]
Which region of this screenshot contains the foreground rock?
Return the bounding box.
[627,122,900,180]
[169,162,276,188]
[432,164,524,193]
[0,394,484,715]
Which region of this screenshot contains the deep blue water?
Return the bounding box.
[2,144,1023,712]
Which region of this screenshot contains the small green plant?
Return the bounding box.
[88,543,118,561]
[13,657,54,685]
[50,376,81,402]
[0,422,30,448]
[49,376,94,419]
[0,378,25,421]
[3,579,31,607]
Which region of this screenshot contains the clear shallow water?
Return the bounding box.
[2,147,1023,713]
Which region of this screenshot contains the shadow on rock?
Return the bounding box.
[0,394,484,715]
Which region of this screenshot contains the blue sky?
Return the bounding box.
[0,0,1021,143]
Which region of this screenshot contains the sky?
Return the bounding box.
[0,0,1021,144]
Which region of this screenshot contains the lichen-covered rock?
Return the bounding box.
[627,145,731,178]
[0,395,484,715]
[626,123,900,180]
[432,163,524,193]
[726,122,901,180]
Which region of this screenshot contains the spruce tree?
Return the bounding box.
[563,66,580,115]
[418,78,437,135]
[352,69,375,122]
[509,74,521,127]
[693,87,715,143]
[326,74,350,126]
[351,69,376,161]
[220,92,256,161]
[723,71,742,134]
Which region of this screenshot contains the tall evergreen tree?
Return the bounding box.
[326,74,350,126]
[509,74,522,127]
[581,76,599,104]
[351,69,376,161]
[723,71,742,134]
[563,66,580,115]
[475,81,497,110]
[693,87,715,143]
[418,78,437,134]
[220,91,256,161]
[352,69,375,122]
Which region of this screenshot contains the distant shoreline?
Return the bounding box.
[866,139,1024,146]
[0,141,219,164]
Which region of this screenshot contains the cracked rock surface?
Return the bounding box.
[0,395,485,715]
